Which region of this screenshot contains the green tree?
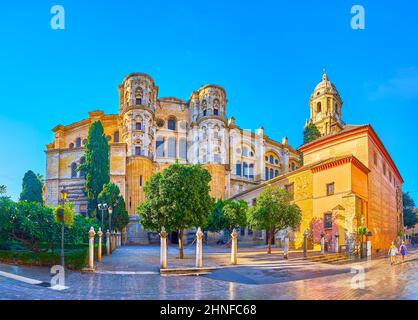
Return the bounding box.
[403,192,417,228]
[0,185,6,195]
[303,122,321,144]
[98,183,130,231]
[80,121,110,215]
[20,170,43,204]
[138,162,214,258]
[247,186,302,254]
[0,198,58,252]
[206,199,248,234]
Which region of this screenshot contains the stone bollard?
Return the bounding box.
[320,234,325,255]
[335,233,339,253]
[111,231,116,252]
[231,228,238,265]
[88,227,96,270]
[106,230,110,256]
[196,227,203,268]
[97,228,103,263]
[283,237,289,259]
[160,227,167,269]
[117,232,121,247]
[122,228,127,246]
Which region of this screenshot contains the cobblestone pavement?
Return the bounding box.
[0,245,416,300]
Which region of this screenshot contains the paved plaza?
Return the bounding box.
[0,245,416,300]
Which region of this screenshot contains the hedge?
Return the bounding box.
[0,242,106,271]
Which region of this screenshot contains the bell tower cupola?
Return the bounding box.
[309,70,343,136]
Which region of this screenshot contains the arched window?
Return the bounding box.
[265,167,269,180]
[135,87,143,105]
[82,139,87,146]
[135,146,142,156]
[168,118,176,131]
[316,102,322,113]
[242,147,248,157]
[269,156,274,164]
[213,99,220,116]
[202,100,207,116]
[270,168,274,180]
[75,138,81,148]
[114,131,120,143]
[79,157,86,178]
[275,170,279,177]
[156,137,165,157]
[243,162,248,177]
[179,138,187,160]
[168,137,176,158]
[135,122,142,130]
[71,162,77,178]
[249,164,254,179]
[236,161,242,176]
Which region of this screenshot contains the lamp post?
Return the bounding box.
[108,206,113,231]
[59,187,68,268]
[335,231,339,253]
[98,203,108,229]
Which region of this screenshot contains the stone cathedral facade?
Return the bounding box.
[45,73,301,217]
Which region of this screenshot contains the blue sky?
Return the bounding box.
[0,0,417,203]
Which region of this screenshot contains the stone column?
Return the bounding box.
[97,228,103,263]
[196,227,203,268]
[111,231,116,252]
[231,228,238,265]
[106,230,110,256]
[160,227,168,269]
[88,227,96,270]
[122,228,127,246]
[320,233,325,255]
[116,232,121,247]
[283,237,289,259]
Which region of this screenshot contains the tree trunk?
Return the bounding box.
[267,230,273,254]
[178,229,184,259]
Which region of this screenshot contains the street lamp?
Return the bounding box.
[59,187,68,268]
[108,206,113,231]
[98,203,108,229]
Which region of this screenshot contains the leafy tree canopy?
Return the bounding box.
[206,199,248,233]
[98,183,129,231]
[403,192,417,228]
[138,162,214,232]
[247,186,302,253]
[303,122,321,144]
[20,170,43,204]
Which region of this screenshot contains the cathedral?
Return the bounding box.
[45,72,301,215]
[45,71,403,252]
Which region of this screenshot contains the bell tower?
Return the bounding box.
[309,70,343,136]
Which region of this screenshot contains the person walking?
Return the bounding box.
[399,241,407,263]
[388,241,397,265]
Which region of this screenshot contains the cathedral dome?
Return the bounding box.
[310,70,341,101]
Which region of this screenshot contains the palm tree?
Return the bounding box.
[0,185,6,195]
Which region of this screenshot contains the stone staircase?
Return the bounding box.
[307,253,350,264]
[62,180,88,213]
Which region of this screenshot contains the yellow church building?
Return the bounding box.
[232,72,404,254]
